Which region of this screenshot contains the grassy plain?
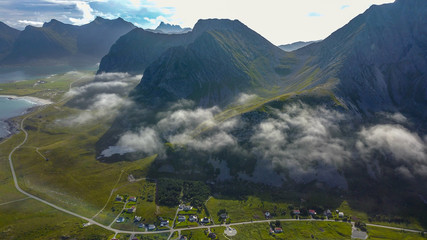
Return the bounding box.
[367,226,426,240]
[1,71,425,239]
[206,196,291,223]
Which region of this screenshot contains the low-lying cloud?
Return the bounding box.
[95,87,427,187]
[63,93,131,125]
[118,127,165,157]
[58,72,140,126]
[250,104,351,187]
[357,124,427,178]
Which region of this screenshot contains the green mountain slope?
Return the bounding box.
[133,19,289,107]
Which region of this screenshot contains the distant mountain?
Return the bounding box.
[299,0,427,119]
[0,22,20,60]
[0,17,135,66]
[132,19,288,107]
[146,22,192,34]
[278,41,318,52]
[97,28,190,74]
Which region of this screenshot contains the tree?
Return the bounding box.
[217,209,227,216]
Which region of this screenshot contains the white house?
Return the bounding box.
[188,215,198,222]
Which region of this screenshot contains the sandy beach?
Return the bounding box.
[0,95,52,105]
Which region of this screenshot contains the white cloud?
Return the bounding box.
[235,93,258,105]
[250,104,350,187]
[357,124,427,178]
[18,20,44,27]
[44,0,108,25]
[58,72,140,126]
[118,127,165,156]
[358,124,426,162]
[61,93,130,125]
[143,15,170,28]
[65,72,141,98]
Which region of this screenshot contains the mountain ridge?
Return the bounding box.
[0,17,136,66]
[296,0,427,119]
[132,19,288,107]
[279,41,318,52]
[0,21,20,59]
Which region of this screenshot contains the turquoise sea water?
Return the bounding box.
[0,97,38,139]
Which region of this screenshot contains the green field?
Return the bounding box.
[1,71,426,239]
[367,226,426,240]
[206,196,291,223]
[0,71,94,101]
[0,131,113,239]
[218,221,351,240]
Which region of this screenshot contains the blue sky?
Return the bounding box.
[0,0,395,45]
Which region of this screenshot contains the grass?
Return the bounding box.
[1,67,425,239]
[0,196,112,240]
[181,229,208,239]
[337,201,425,231]
[367,226,426,240]
[96,178,175,229]
[206,196,291,223]
[190,78,342,138]
[179,227,227,240]
[0,71,94,101]
[227,221,351,240]
[0,72,156,238]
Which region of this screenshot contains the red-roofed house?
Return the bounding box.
[127,206,136,213]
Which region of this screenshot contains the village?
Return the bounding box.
[105,190,367,240]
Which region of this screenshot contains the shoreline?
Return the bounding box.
[0,94,52,105]
[0,95,52,143]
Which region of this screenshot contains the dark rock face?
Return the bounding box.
[299,0,427,119]
[0,17,135,66]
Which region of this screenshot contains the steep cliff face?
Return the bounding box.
[131,19,287,107]
[299,0,427,118]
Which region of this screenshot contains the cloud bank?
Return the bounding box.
[58,72,140,126]
[81,86,425,187]
[357,124,427,179]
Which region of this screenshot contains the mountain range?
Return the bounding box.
[100,0,426,121]
[133,19,288,107]
[278,41,318,52]
[0,22,20,60]
[299,0,427,120]
[146,22,192,34]
[0,17,135,67]
[96,0,427,165]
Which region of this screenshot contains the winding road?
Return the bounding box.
[6,107,427,238]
